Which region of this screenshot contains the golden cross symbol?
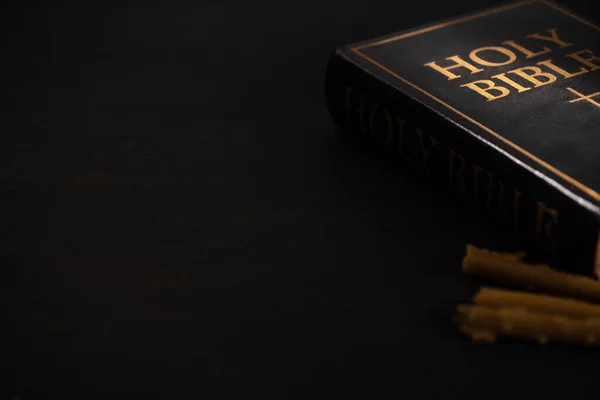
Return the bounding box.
[566,87,600,108]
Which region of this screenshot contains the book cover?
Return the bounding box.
[325,0,600,277]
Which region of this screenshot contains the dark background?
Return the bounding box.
[3,0,599,397]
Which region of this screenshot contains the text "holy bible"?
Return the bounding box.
[423,28,600,101]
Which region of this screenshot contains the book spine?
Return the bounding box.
[324,48,600,277]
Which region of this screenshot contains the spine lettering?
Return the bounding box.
[342,84,560,249]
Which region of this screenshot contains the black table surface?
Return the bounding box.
[3,0,599,397]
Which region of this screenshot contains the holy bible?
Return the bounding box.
[324,0,600,277]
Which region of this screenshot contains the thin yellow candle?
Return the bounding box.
[473,287,600,319]
[456,304,600,346]
[465,244,525,261]
[462,255,600,303]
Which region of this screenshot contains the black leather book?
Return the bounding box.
[325,0,600,277]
